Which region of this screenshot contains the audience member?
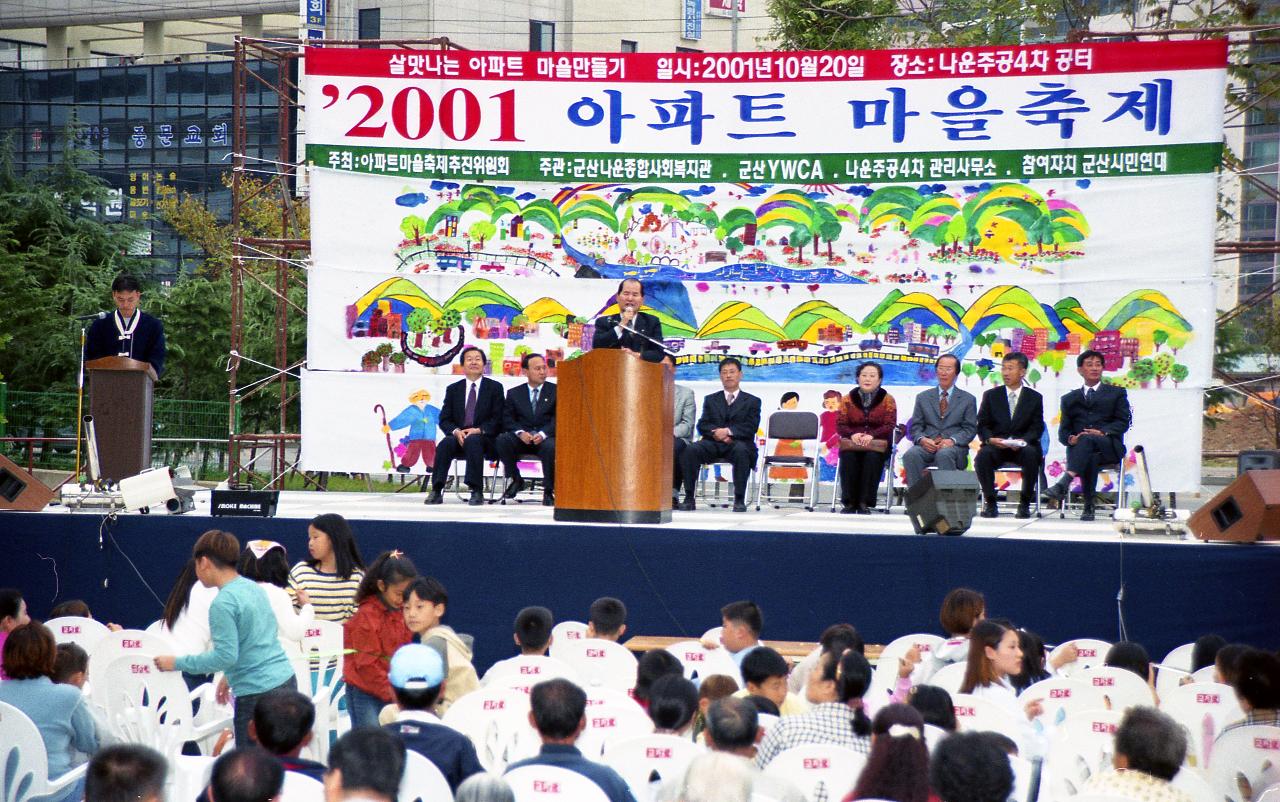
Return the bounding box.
[757,649,873,767]
[85,744,167,802]
[744,694,781,718]
[481,606,555,684]
[789,623,863,696]
[974,352,1045,519]
[1191,634,1227,673]
[343,549,417,728]
[455,773,516,802]
[836,361,898,514]
[1221,648,1280,736]
[154,530,295,749]
[735,646,809,716]
[587,596,628,641]
[48,599,119,630]
[907,685,957,732]
[701,697,805,802]
[290,513,366,622]
[426,346,505,506]
[0,622,98,801]
[207,747,284,802]
[53,642,89,686]
[1044,349,1131,521]
[902,354,978,486]
[238,540,314,657]
[251,688,327,781]
[1010,629,1051,693]
[659,752,753,802]
[1105,641,1153,681]
[933,588,984,673]
[716,600,764,675]
[159,559,217,681]
[0,587,31,680]
[635,649,685,710]
[382,644,483,792]
[496,351,557,506]
[648,674,699,737]
[677,357,762,513]
[692,674,740,743]
[324,727,406,802]
[504,678,637,802]
[959,620,1042,722]
[399,576,479,715]
[1214,643,1252,686]
[930,731,1014,802]
[846,704,930,802]
[1082,707,1191,802]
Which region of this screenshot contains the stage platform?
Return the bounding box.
[2,489,1277,674]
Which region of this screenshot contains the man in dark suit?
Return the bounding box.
[677,357,762,513]
[426,346,504,506]
[974,351,1045,519]
[902,354,978,487]
[1044,349,1132,521]
[591,278,665,362]
[84,274,167,376]
[496,352,557,506]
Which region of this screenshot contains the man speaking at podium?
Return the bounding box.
[591,278,665,363]
[84,274,166,377]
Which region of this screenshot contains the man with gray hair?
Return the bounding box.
[689,697,804,802]
[901,354,977,487]
[1082,707,1191,802]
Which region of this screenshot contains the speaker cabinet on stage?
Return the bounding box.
[0,455,55,512]
[1189,469,1280,542]
[905,470,980,535]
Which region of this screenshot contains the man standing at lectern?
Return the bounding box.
[85,274,166,377]
[591,278,665,362]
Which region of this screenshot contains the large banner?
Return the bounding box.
[302,41,1225,491]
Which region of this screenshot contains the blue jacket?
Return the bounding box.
[384,713,483,792]
[0,676,98,779]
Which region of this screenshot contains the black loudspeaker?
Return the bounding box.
[1238,450,1280,476]
[211,489,279,517]
[905,470,980,535]
[0,454,56,512]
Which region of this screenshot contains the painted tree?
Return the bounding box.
[1027,368,1042,387]
[961,361,977,384]
[1171,363,1189,386]
[1152,352,1175,387]
[400,215,428,246]
[1152,329,1170,352]
[1129,357,1156,388]
[439,308,462,343]
[405,308,434,347]
[468,220,497,250]
[725,235,744,255]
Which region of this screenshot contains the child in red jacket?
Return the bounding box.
[343,549,417,728]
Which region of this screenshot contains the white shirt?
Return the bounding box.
[161,582,218,655]
[516,383,548,438]
[259,582,314,657]
[725,391,737,405]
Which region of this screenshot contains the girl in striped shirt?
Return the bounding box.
[289,513,366,622]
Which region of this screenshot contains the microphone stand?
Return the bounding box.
[617,317,678,357]
[75,322,88,483]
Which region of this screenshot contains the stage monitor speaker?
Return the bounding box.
[905,470,980,535]
[0,455,56,512]
[1238,450,1280,476]
[1188,469,1280,542]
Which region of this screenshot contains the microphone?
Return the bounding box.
[617,318,677,356]
[75,311,108,321]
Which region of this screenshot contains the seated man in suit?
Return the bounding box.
[902,354,978,487]
[677,357,762,513]
[1044,349,1131,521]
[974,352,1045,519]
[496,352,557,507]
[426,346,505,506]
[591,278,665,362]
[663,353,697,501]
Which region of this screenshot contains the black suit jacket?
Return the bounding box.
[1058,383,1130,449]
[503,381,557,437]
[85,311,167,377]
[438,376,504,438]
[977,385,1045,447]
[697,390,762,454]
[592,311,665,363]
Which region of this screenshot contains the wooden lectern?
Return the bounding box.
[554,349,674,524]
[86,357,157,483]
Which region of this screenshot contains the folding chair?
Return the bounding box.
[991,428,1049,517]
[828,423,907,514]
[754,411,820,511]
[1061,458,1128,519]
[451,458,502,503]
[697,460,754,509]
[498,455,549,505]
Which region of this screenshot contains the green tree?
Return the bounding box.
[468,220,497,250]
[400,215,428,245]
[961,361,977,384]
[1171,363,1189,387]
[1152,329,1169,352]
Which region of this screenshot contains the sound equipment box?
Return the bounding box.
[1188,469,1280,542]
[905,469,980,535]
[0,455,56,512]
[211,489,279,517]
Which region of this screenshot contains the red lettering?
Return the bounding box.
[520,666,540,674]
[802,758,830,769]
[955,706,975,717]
[533,781,560,792]
[439,87,481,141]
[1092,677,1115,686]
[1254,738,1280,750]
[1196,693,1220,704]
[61,625,80,634]
[1078,649,1097,657]
[490,89,523,142]
[917,643,933,653]
[687,653,704,662]
[1050,689,1072,698]
[130,664,151,674]
[567,631,582,639]
[123,639,141,648]
[305,628,322,638]
[1091,722,1117,733]
[591,718,617,728]
[345,85,387,137]
[482,700,505,710]
[586,649,606,658]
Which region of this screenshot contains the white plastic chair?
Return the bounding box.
[1020,677,1108,728]
[482,655,581,692]
[1009,754,1034,802]
[0,700,89,802]
[1050,639,1112,678]
[870,633,945,697]
[1156,643,1197,699]
[603,734,701,802]
[505,764,611,802]
[700,626,723,644]
[98,653,231,757]
[400,750,455,802]
[281,772,326,802]
[551,638,638,692]
[1171,766,1217,802]
[442,686,531,771]
[1041,708,1124,800]
[662,640,740,683]
[46,616,112,653]
[923,724,948,754]
[1208,725,1280,802]
[145,619,167,637]
[1159,681,1243,769]
[575,700,656,759]
[1190,666,1216,684]
[757,713,781,733]
[950,693,1033,757]
[296,618,346,762]
[167,755,215,802]
[928,662,968,695]
[87,628,176,683]
[548,621,589,655]
[762,743,866,802]
[1076,665,1157,711]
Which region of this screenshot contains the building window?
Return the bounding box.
[621,40,638,53]
[529,20,555,52]
[676,46,701,53]
[358,9,381,41]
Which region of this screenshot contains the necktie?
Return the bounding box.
[463,382,477,428]
[726,392,736,406]
[531,386,540,408]
[939,389,949,417]
[1085,387,1094,404]
[1008,391,1018,416]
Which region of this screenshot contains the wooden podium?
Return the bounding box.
[86,357,157,483]
[554,349,674,524]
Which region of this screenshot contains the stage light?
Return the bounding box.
[118,467,183,514]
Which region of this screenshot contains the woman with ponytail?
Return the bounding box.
[755,649,873,768]
[960,619,1044,723]
[845,704,932,802]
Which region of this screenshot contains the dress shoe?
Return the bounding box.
[676,498,696,512]
[503,477,525,499]
[840,504,857,514]
[1044,482,1067,503]
[424,488,444,505]
[980,502,999,518]
[1080,504,1096,522]
[468,488,485,506]
[855,505,871,515]
[1015,504,1032,519]
[542,493,554,506]
[396,465,410,473]
[732,502,748,513]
